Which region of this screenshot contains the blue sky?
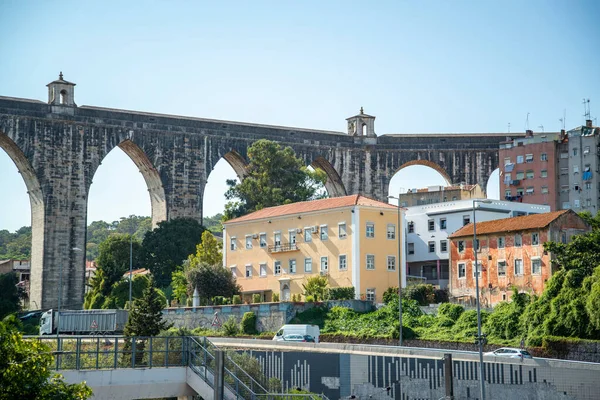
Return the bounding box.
[1,0,598,232]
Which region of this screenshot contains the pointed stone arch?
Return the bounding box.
[0,131,45,308]
[394,159,453,186]
[311,156,347,197]
[114,139,167,227]
[222,150,249,180]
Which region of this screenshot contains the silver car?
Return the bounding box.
[484,347,533,359]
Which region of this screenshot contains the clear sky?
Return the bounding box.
[1,0,598,232]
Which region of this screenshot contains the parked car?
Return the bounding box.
[282,334,315,343]
[484,348,533,359]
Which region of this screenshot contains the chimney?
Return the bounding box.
[560,129,566,140]
[586,119,593,128]
[525,129,533,137]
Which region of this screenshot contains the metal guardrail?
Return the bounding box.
[29,335,329,400]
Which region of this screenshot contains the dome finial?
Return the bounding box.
[360,106,364,114]
[59,71,63,80]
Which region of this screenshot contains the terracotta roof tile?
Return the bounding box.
[449,210,572,238]
[225,195,397,224]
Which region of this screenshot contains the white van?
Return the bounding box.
[273,324,320,343]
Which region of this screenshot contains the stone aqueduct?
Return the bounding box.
[0,75,520,309]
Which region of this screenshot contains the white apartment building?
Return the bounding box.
[404,199,550,288]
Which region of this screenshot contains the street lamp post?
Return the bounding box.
[473,199,492,400]
[388,195,403,346]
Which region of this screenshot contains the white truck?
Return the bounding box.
[39,309,129,335]
[273,324,320,343]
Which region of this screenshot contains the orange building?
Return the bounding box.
[448,210,589,306]
[222,195,405,303]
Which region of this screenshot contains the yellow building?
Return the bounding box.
[222,195,405,303]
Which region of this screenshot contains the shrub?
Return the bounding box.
[383,287,399,304]
[302,276,329,301]
[272,293,280,302]
[328,287,355,300]
[232,295,242,305]
[221,316,240,336]
[212,296,229,305]
[252,294,262,304]
[241,312,257,334]
[305,295,315,302]
[434,288,449,303]
[437,303,464,321]
[403,284,435,305]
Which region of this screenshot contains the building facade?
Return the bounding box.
[566,121,600,213]
[396,184,485,207]
[223,195,405,303]
[448,210,590,306]
[405,200,550,289]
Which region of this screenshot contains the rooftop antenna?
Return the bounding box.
[583,98,591,121]
[525,112,530,130]
[559,109,566,130]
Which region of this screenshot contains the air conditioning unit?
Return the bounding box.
[311,226,319,234]
[319,270,328,276]
[252,234,259,239]
[296,228,303,234]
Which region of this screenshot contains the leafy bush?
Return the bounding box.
[305,295,315,302]
[328,287,355,300]
[434,288,449,303]
[221,316,240,336]
[232,295,242,305]
[403,284,435,305]
[212,296,230,305]
[437,303,464,321]
[272,293,280,302]
[302,276,328,301]
[383,287,399,304]
[252,294,262,304]
[241,312,257,334]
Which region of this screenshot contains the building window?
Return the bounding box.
[560,152,568,159]
[458,262,466,279]
[541,170,548,178]
[560,185,569,193]
[514,234,522,247]
[532,258,542,275]
[366,288,376,302]
[584,146,590,155]
[585,182,592,190]
[289,259,296,274]
[560,167,569,175]
[526,186,534,194]
[504,189,511,197]
[526,170,534,179]
[562,202,570,209]
[463,215,470,226]
[387,256,396,271]
[289,230,297,245]
[366,254,375,270]
[245,265,252,278]
[514,259,523,275]
[428,219,435,231]
[440,218,447,230]
[458,240,465,253]
[320,256,328,272]
[574,165,579,174]
[498,236,505,249]
[408,222,415,233]
[274,232,281,247]
[504,157,511,165]
[532,232,539,246]
[259,233,267,248]
[516,171,525,180]
[320,225,328,240]
[339,223,347,239]
[230,266,237,277]
[304,228,312,242]
[587,198,592,207]
[574,199,580,208]
[525,154,533,163]
[498,260,506,276]
[573,148,578,156]
[473,261,482,278]
[230,237,237,251]
[274,261,281,276]
[246,235,253,249]
[541,186,549,194]
[304,258,312,273]
[428,241,435,253]
[408,243,414,255]
[387,224,396,239]
[517,188,524,196]
[366,222,375,238]
[540,153,548,161]
[516,155,524,164]
[260,264,267,277]
[440,240,448,252]
[339,255,347,270]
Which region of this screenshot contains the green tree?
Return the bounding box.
[124,277,171,337]
[142,218,205,288]
[203,213,224,237]
[95,234,142,294]
[223,139,327,220]
[194,231,223,266]
[187,262,240,305]
[302,276,328,301]
[0,316,92,400]
[0,273,24,319]
[0,226,31,260]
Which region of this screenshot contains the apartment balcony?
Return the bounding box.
[268,243,299,253]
